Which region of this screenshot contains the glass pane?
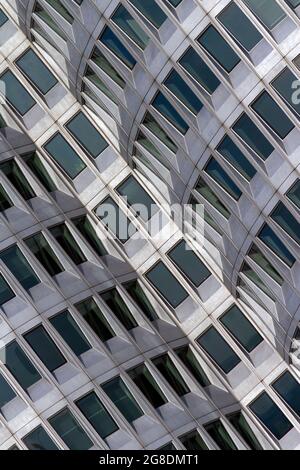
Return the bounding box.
[24,153,56,192]
[0,274,15,306]
[232,113,274,161]
[0,9,8,27]
[204,420,237,450]
[44,133,86,179]
[75,297,115,342]
[217,135,256,181]
[16,49,57,95]
[179,47,220,94]
[0,245,40,291]
[49,408,93,450]
[180,430,208,450]
[100,27,136,69]
[143,112,178,153]
[91,47,125,88]
[34,3,67,39]
[248,245,283,285]
[287,180,300,209]
[243,0,286,30]
[198,25,240,73]
[0,184,12,211]
[23,426,59,450]
[152,354,190,396]
[164,69,203,115]
[111,5,149,50]
[195,177,231,219]
[102,377,143,423]
[4,341,41,390]
[124,280,158,321]
[197,327,241,374]
[220,305,263,353]
[24,325,66,373]
[0,373,16,408]
[72,216,107,257]
[152,92,189,134]
[95,196,136,243]
[50,224,87,265]
[76,392,118,439]
[271,202,300,245]
[1,160,35,200]
[146,261,189,308]
[116,175,157,222]
[44,0,73,23]
[66,112,108,159]
[168,240,211,287]
[25,232,63,277]
[50,310,91,357]
[228,412,263,450]
[128,0,167,28]
[175,346,210,387]
[272,371,300,417]
[272,68,300,116]
[205,158,242,200]
[128,364,167,408]
[101,288,138,330]
[249,392,293,440]
[0,70,36,115]
[258,224,296,268]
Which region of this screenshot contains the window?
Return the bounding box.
[0,9,8,27]
[24,153,56,192]
[25,232,63,277]
[152,354,190,396]
[128,364,167,408]
[241,262,276,300]
[3,341,41,391]
[272,68,300,116]
[84,67,118,104]
[76,392,118,439]
[167,240,211,287]
[49,408,93,450]
[164,70,203,115]
[0,373,16,409]
[0,274,15,306]
[197,327,241,374]
[251,91,294,139]
[116,175,157,222]
[205,158,242,200]
[248,245,283,285]
[91,47,125,88]
[23,426,59,450]
[15,49,57,95]
[285,0,300,9]
[232,113,274,161]
[195,177,231,219]
[102,377,143,423]
[0,245,40,291]
[218,2,263,52]
[145,261,189,308]
[271,202,300,245]
[24,325,66,373]
[1,160,35,200]
[34,2,67,39]
[179,430,208,450]
[100,27,136,69]
[198,25,240,73]
[204,420,237,450]
[0,184,12,211]
[243,0,286,30]
[72,216,107,258]
[44,0,73,23]
[123,280,158,321]
[216,135,256,181]
[101,288,138,330]
[75,297,115,342]
[228,412,263,450]
[272,371,300,417]
[65,112,108,159]
[143,112,178,153]
[220,305,263,353]
[0,70,36,116]
[44,133,86,179]
[258,224,296,267]
[287,180,300,209]
[152,92,189,134]
[50,310,91,357]
[95,196,136,243]
[111,5,149,50]
[179,47,220,94]
[160,442,176,450]
[175,346,210,388]
[249,392,293,440]
[128,0,167,29]
[50,224,87,264]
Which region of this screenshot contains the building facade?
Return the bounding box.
[0,0,299,450]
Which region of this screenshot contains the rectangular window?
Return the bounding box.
[34,3,67,39]
[195,177,231,219]
[0,70,36,116]
[167,240,211,287]
[66,112,108,159]
[228,412,263,450]
[76,392,118,439]
[175,346,210,387]
[205,158,242,200]
[180,430,208,450]
[44,133,86,179]
[95,196,136,243]
[143,112,178,153]
[72,216,107,258]
[1,160,36,200]
[101,288,138,331]
[49,408,93,450]
[23,426,59,450]
[287,180,300,209]
[249,392,293,440]
[91,47,125,88]
[0,245,40,291]
[272,371,300,417]
[0,184,12,211]
[272,68,300,116]
[197,327,241,374]
[0,9,8,27]
[248,245,283,285]
[4,341,41,391]
[75,297,115,342]
[15,49,58,95]
[232,113,274,161]
[251,91,294,139]
[116,175,157,222]
[145,261,189,308]
[50,224,87,265]
[128,364,167,408]
[179,47,220,94]
[243,0,286,30]
[0,373,16,409]
[271,202,300,245]
[24,325,66,373]
[198,25,240,73]
[258,224,296,267]
[220,305,263,353]
[100,27,136,69]
[152,92,189,134]
[111,5,149,50]
[0,274,15,306]
[216,135,256,181]
[50,310,91,357]
[241,262,276,300]
[164,69,203,115]
[45,0,73,23]
[128,0,167,29]
[24,153,57,192]
[152,354,190,397]
[123,280,158,321]
[102,377,143,423]
[204,420,237,450]
[218,2,263,52]
[25,232,64,277]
